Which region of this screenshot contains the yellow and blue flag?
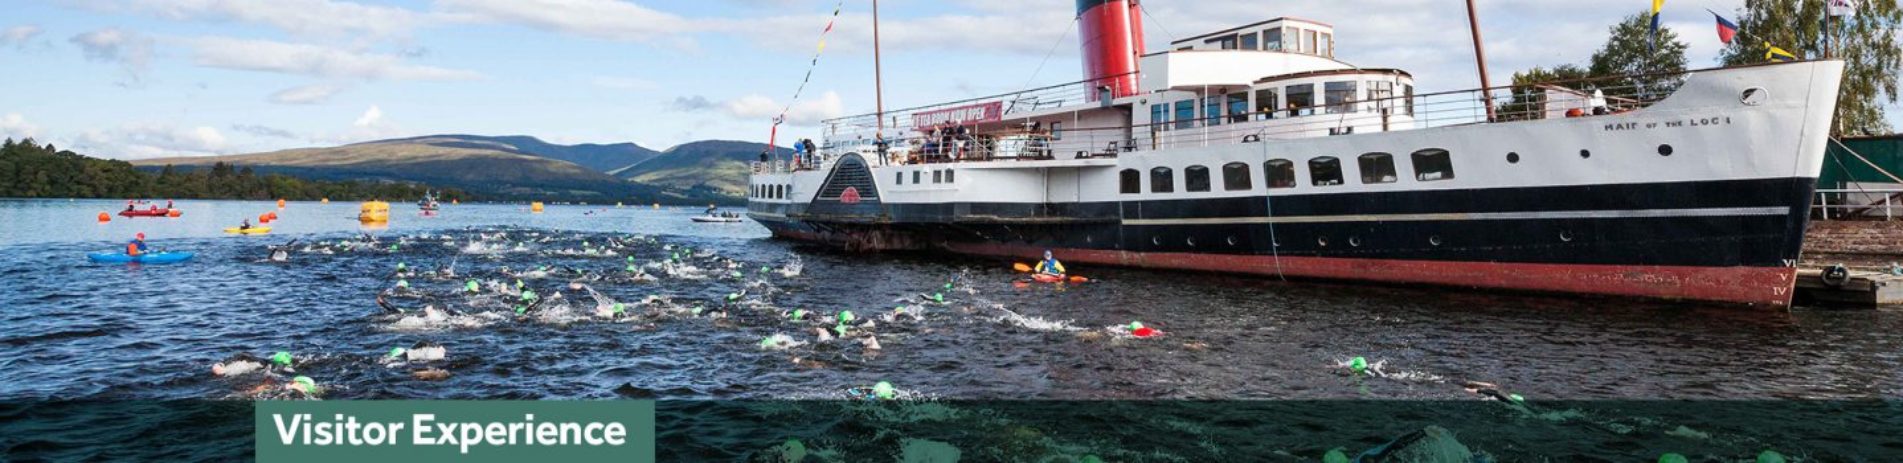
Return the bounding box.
[1649,0,1666,51]
[1765,42,1799,62]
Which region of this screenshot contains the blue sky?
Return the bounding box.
[0,0,1890,159]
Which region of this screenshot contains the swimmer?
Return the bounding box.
[211,353,267,377]
[389,340,448,362]
[285,376,322,398]
[846,381,898,401]
[266,239,297,263]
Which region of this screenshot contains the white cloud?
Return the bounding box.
[89,0,428,41]
[353,105,384,127]
[2,25,43,49]
[435,0,695,42]
[269,83,348,104]
[74,123,229,159]
[722,90,843,126]
[189,37,483,81]
[1,113,40,139]
[69,28,154,83]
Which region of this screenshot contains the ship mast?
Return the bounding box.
[1464,0,1496,122]
[873,0,886,139]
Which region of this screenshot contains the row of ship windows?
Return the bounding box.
[751,184,791,199]
[895,168,954,186]
[1120,149,1456,194]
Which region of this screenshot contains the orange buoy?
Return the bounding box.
[97,212,110,223]
[166,209,181,218]
[268,211,278,220]
[259,213,271,223]
[277,199,286,209]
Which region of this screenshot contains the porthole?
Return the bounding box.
[1579,149,1592,159]
[1186,237,1197,247]
[1317,236,1329,247]
[1086,235,1094,244]
[1507,152,1520,164]
[1658,144,1674,156]
[1559,230,1575,242]
[1152,236,1162,246]
[1349,236,1362,247]
[1429,235,1443,246]
[1226,236,1238,246]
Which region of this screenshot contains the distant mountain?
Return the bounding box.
[375,134,659,173]
[131,138,710,203]
[614,140,792,197]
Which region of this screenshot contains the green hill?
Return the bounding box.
[614,140,792,198]
[375,134,659,173]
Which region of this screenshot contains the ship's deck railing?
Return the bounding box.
[1816,188,1903,221]
[753,68,1691,174]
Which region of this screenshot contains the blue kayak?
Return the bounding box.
[87,251,195,264]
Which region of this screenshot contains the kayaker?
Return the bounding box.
[238,219,252,231]
[126,233,149,257]
[1034,250,1065,276]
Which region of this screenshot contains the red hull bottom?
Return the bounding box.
[938,242,1796,308]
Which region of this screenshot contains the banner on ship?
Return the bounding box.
[912,102,1003,129]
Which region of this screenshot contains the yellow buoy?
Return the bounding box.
[358,200,390,223]
[531,202,545,213]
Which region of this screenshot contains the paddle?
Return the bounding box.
[1012,263,1032,273]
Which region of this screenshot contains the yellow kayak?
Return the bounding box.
[223,227,272,235]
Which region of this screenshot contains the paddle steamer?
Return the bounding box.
[747,1,1844,306]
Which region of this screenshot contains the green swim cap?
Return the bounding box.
[389,244,399,251]
[1508,393,1525,403]
[1322,448,1350,463]
[730,271,743,278]
[388,347,406,358]
[692,307,704,316]
[626,256,635,262]
[465,280,479,292]
[726,293,740,301]
[271,351,293,366]
[1127,321,1144,331]
[514,305,527,314]
[397,262,407,270]
[1080,456,1105,463]
[1756,450,1787,463]
[833,324,847,337]
[931,293,944,303]
[791,309,808,321]
[894,306,907,314]
[944,282,953,290]
[872,381,895,400]
[292,376,316,389]
[761,266,770,273]
[759,337,774,347]
[539,265,548,272]
[1348,357,1368,372]
[839,311,855,323]
[521,289,538,301]
[1658,453,1688,463]
[515,279,524,288]
[396,279,410,288]
[612,303,626,315]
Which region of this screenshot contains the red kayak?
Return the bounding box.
[118,208,174,217]
[1028,274,1089,284]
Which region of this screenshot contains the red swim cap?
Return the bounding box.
[136,232,145,239]
[1132,327,1158,337]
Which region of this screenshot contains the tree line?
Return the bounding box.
[0,137,465,201]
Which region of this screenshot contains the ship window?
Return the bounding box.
[1265,28,1283,51]
[1413,149,1455,181]
[1254,88,1279,120]
[912,171,921,184]
[1320,32,1333,57]
[1309,157,1343,186]
[1403,84,1415,116]
[1358,152,1397,184]
[1304,29,1318,55]
[1222,162,1252,191]
[933,170,943,183]
[1205,34,1237,50]
[946,169,954,183]
[1051,122,1063,141]
[1185,165,1211,192]
[1265,159,1296,188]
[1120,169,1141,194]
[895,171,903,185]
[1204,96,1223,126]
[1325,81,1358,114]
[1240,32,1258,50]
[1286,84,1314,117]
[1151,167,1175,193]
[1150,104,1168,131]
[1174,100,1195,130]
[1227,92,1249,123]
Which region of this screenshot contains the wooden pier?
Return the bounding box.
[1792,267,1903,308]
[1796,221,1903,308]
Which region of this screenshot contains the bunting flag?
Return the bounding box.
[766,0,846,153]
[1709,10,1738,45]
[1649,0,1666,51]
[1765,42,1799,62]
